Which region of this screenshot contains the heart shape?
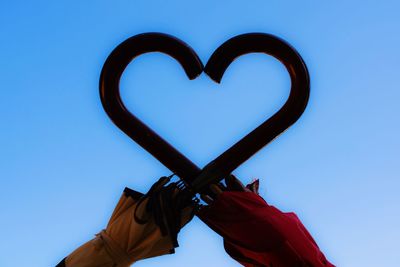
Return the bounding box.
[99,32,309,193]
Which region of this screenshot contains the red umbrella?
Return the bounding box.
[198,177,335,267]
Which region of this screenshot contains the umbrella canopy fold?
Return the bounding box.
[56,177,194,267]
[198,180,334,267]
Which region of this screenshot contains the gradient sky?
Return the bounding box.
[1,1,399,266]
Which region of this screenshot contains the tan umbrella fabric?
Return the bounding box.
[56,177,194,267]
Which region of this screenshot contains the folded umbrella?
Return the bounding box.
[198,177,334,267]
[56,176,195,267]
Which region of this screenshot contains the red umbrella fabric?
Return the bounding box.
[198,178,335,267]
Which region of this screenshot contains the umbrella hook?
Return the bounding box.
[100,33,203,182]
[190,33,310,192]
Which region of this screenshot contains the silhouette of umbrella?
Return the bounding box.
[56,176,194,267]
[198,176,334,267]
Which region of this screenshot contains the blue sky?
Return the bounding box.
[1,1,399,266]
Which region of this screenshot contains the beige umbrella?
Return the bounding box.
[56,176,195,267]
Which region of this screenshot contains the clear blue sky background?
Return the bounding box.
[1,1,399,266]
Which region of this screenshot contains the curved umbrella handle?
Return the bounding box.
[100,33,203,180]
[190,33,310,192]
